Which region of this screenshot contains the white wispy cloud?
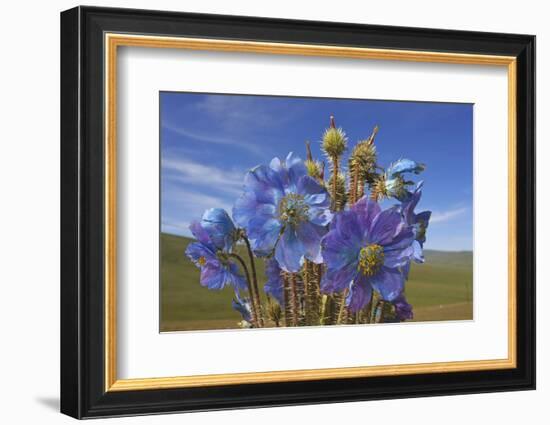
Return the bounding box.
[162,188,234,237]
[162,121,264,156]
[430,207,469,224]
[195,95,286,130]
[162,157,245,196]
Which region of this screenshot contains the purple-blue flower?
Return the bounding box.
[321,196,415,312]
[233,152,333,272]
[200,208,240,252]
[232,293,252,324]
[185,209,247,291]
[264,258,284,305]
[392,293,413,321]
[401,182,431,265]
[384,158,425,201]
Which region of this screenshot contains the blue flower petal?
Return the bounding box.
[226,262,248,291]
[297,176,330,205]
[264,258,284,305]
[185,241,215,266]
[285,152,307,186]
[393,293,413,321]
[412,240,424,263]
[201,208,236,251]
[295,221,325,264]
[275,227,305,272]
[321,213,361,273]
[347,274,372,313]
[369,208,404,246]
[351,197,382,239]
[308,206,333,227]
[249,217,282,256]
[383,244,414,268]
[199,262,226,290]
[384,223,415,252]
[370,266,404,301]
[415,210,431,245]
[321,262,358,293]
[401,184,422,224]
[189,221,213,247]
[243,165,285,205]
[386,158,425,177]
[232,295,252,323]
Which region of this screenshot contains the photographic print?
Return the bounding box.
[160,92,473,332]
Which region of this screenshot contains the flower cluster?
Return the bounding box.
[184,116,431,328]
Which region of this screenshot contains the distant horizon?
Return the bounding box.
[160,92,473,251]
[160,231,474,254]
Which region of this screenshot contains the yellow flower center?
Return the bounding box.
[198,256,207,266]
[279,193,309,226]
[358,244,384,276]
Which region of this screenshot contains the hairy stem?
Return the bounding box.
[227,253,259,327]
[242,236,264,327]
[350,167,358,205]
[303,260,320,326]
[331,157,340,211]
[281,272,292,327]
[289,273,299,326]
[336,289,349,325]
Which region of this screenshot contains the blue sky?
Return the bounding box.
[160,92,473,251]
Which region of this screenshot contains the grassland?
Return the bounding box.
[160,233,473,331]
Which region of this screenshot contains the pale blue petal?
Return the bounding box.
[383,244,414,268]
[250,218,282,256]
[386,158,425,177]
[295,221,325,264]
[199,263,226,290]
[275,227,305,272]
[201,208,236,251]
[185,242,216,266]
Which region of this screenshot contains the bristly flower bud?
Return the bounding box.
[350,139,377,181]
[267,300,282,327]
[370,173,407,201]
[322,127,347,160]
[305,159,323,180]
[304,140,323,181]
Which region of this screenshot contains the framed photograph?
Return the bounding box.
[60,6,535,419]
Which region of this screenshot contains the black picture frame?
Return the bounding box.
[61,5,535,419]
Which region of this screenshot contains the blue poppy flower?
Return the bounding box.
[185,217,247,291]
[232,293,252,324]
[393,293,413,321]
[401,182,431,264]
[233,152,333,272]
[383,158,425,201]
[321,196,415,312]
[264,258,284,305]
[200,208,239,252]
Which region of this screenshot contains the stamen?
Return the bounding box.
[358,244,384,276]
[198,256,206,266]
[279,193,309,226]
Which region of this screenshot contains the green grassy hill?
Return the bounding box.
[160,233,473,331]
